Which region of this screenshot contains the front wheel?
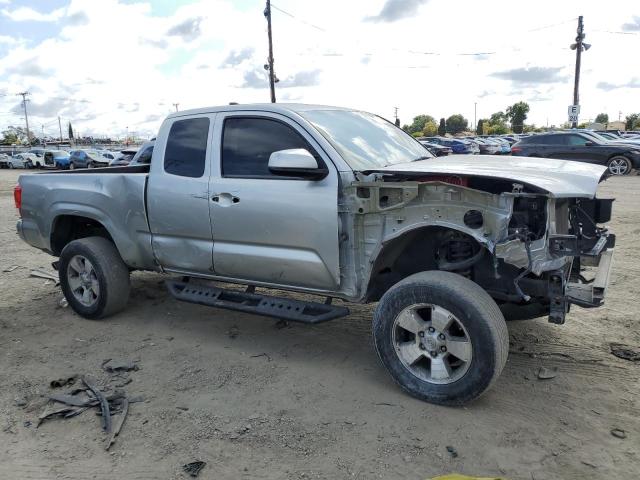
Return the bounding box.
[373,271,509,406]
[69,162,75,170]
[59,237,130,319]
[7,162,13,169]
[607,156,632,176]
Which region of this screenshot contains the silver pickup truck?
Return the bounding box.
[15,104,615,405]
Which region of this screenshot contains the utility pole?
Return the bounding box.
[264,0,276,103]
[474,102,477,131]
[58,116,63,142]
[172,103,179,112]
[570,16,590,128]
[17,92,31,145]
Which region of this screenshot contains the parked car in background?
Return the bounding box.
[68,149,110,169]
[129,141,154,166]
[0,153,9,168]
[418,140,452,157]
[487,137,512,154]
[7,153,36,169]
[466,137,500,155]
[109,148,138,166]
[511,131,640,175]
[44,150,71,169]
[423,137,478,154]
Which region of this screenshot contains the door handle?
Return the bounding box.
[211,193,240,206]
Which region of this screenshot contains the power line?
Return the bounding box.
[270,2,326,32]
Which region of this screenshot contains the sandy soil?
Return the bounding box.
[0,168,638,480]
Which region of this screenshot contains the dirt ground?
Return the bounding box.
[0,168,638,480]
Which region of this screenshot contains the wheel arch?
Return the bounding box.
[364,224,491,302]
[50,213,118,257]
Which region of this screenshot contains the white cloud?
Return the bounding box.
[1,5,66,22]
[0,0,639,136]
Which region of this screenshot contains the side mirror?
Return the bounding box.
[585,141,594,146]
[268,148,328,180]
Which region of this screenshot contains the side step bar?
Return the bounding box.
[166,280,350,324]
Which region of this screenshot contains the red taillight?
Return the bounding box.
[14,184,22,212]
[511,146,522,154]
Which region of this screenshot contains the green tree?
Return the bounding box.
[422,120,438,136]
[490,111,506,125]
[505,101,530,134]
[407,114,436,134]
[68,122,75,139]
[438,118,446,136]
[445,114,468,134]
[625,113,640,130]
[594,113,609,124]
[476,119,486,135]
[488,124,509,135]
[1,126,27,144]
[411,132,423,138]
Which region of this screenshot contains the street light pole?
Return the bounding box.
[474,102,477,132]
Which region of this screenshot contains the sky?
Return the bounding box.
[0,0,639,139]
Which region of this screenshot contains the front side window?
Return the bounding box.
[164,117,209,178]
[222,117,313,177]
[567,135,589,146]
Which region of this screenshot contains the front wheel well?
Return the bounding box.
[365,226,486,302]
[50,215,114,256]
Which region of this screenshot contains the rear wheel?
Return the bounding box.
[607,156,632,176]
[69,162,75,170]
[59,237,130,319]
[373,271,509,405]
[7,162,13,169]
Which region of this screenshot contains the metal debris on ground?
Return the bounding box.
[2,265,21,272]
[106,398,129,450]
[536,366,558,380]
[102,359,139,373]
[29,269,59,285]
[609,343,640,362]
[183,461,206,477]
[50,375,78,389]
[35,366,141,450]
[446,445,459,458]
[610,428,627,439]
[227,325,240,339]
[274,319,289,329]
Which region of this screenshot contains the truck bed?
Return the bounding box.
[18,168,155,270]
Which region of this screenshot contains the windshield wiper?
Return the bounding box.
[411,156,431,162]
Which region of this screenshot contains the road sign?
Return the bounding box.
[568,105,580,123]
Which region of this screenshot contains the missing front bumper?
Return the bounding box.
[547,248,615,324]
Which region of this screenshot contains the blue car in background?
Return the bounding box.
[44,150,71,169]
[423,137,479,154]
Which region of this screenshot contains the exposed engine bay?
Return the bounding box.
[346,171,614,324]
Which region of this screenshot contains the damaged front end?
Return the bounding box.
[494,194,615,324]
[348,169,614,325]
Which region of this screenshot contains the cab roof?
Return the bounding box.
[166,103,354,119]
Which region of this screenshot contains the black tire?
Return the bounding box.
[373,271,509,406]
[607,156,632,176]
[59,237,130,319]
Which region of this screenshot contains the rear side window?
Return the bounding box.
[222,117,313,177]
[164,117,209,178]
[138,146,153,164]
[540,135,565,145]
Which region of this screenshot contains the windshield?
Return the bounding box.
[301,109,433,170]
